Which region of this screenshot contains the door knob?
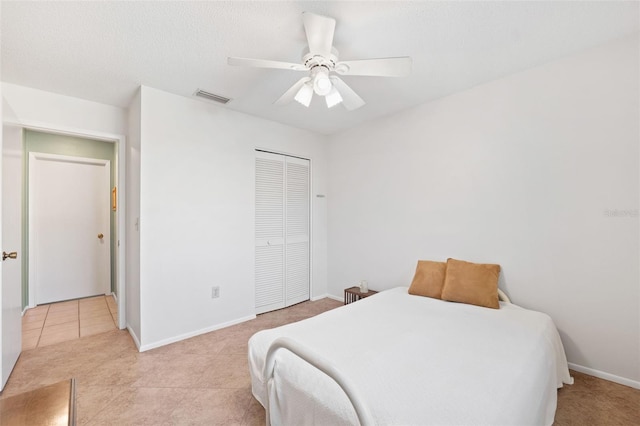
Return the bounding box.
[98,233,104,239]
[2,251,17,261]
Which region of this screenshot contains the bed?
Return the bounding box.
[248,287,573,426]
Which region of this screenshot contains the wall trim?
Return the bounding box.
[127,325,141,350]
[138,314,256,352]
[110,292,124,329]
[327,294,342,302]
[310,293,328,301]
[568,362,640,389]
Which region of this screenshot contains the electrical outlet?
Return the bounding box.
[211,286,220,299]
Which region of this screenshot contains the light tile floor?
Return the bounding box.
[22,295,118,350]
[3,297,342,425]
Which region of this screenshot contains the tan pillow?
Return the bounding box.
[441,258,501,309]
[408,260,447,299]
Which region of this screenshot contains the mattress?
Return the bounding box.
[248,287,573,426]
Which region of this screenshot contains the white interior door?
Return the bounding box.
[255,151,285,314]
[285,157,310,306]
[29,153,110,305]
[255,151,310,314]
[1,125,23,390]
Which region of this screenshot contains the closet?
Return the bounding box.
[255,150,310,314]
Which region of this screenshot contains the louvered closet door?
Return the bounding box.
[255,152,285,314]
[285,156,310,306]
[255,151,310,314]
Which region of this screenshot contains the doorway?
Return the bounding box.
[1,121,126,391]
[24,131,115,305]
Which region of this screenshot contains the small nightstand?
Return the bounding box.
[344,287,378,305]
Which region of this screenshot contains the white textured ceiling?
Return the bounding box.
[2,1,638,135]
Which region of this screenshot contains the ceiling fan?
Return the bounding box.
[228,12,412,111]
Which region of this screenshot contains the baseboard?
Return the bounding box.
[111,292,118,302]
[568,362,640,389]
[312,294,344,303]
[126,325,142,351]
[327,294,342,302]
[138,314,256,352]
[21,303,38,316]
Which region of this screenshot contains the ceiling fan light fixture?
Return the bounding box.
[294,83,313,107]
[228,13,412,111]
[313,68,332,96]
[325,86,343,108]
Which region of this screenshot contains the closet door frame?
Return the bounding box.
[255,149,312,314]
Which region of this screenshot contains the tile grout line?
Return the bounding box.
[35,304,49,349]
[106,295,114,327]
[81,385,128,425]
[111,295,117,327]
[238,395,255,425]
[26,296,121,350]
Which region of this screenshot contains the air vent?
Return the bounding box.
[194,89,231,104]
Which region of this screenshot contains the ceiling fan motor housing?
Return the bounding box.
[302,47,339,71]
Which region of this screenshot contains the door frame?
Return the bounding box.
[29,152,111,305]
[4,119,126,329]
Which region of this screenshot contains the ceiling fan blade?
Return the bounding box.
[335,57,412,77]
[274,77,312,106]
[228,57,306,71]
[330,77,365,111]
[302,12,336,57]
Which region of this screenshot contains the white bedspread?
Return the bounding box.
[249,287,573,426]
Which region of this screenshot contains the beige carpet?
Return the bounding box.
[2,297,639,425]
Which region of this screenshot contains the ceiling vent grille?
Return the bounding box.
[194,89,231,104]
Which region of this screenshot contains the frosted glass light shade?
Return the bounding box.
[313,70,332,96]
[294,83,313,107]
[325,87,343,108]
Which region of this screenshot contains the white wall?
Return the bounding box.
[328,34,640,384]
[138,86,328,349]
[1,83,127,136]
[126,89,142,345]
